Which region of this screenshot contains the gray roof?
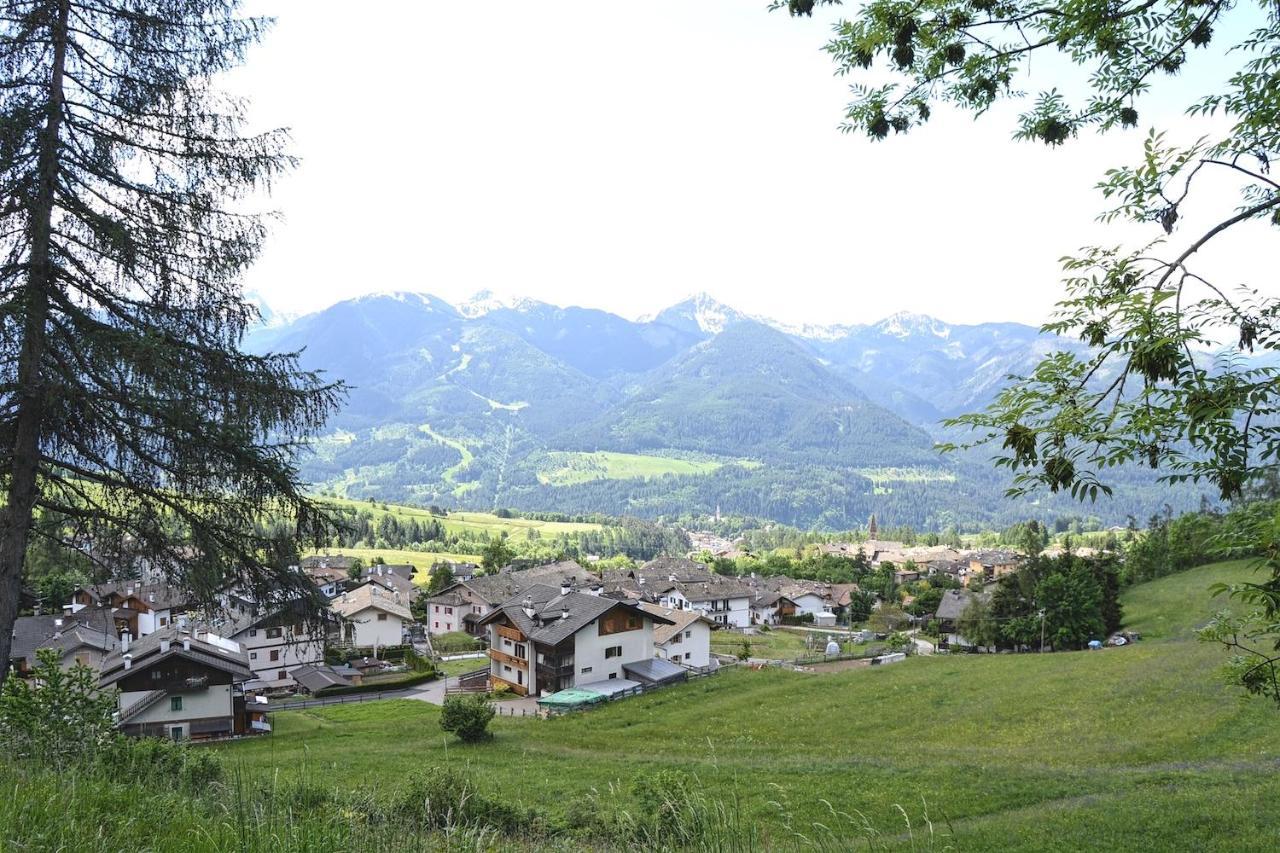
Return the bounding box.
[623,657,689,685]
[935,589,990,621]
[478,585,673,647]
[448,560,594,605]
[291,663,354,693]
[10,615,63,664]
[99,626,253,686]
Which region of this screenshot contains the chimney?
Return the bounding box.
[120,629,131,653]
[521,597,536,618]
[560,606,569,620]
[183,637,191,652]
[122,653,132,671]
[590,584,603,597]
[560,581,571,596]
[160,639,171,653]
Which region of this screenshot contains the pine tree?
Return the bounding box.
[0,1,344,680]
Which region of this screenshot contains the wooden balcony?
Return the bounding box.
[490,674,528,696]
[496,624,525,643]
[487,648,528,668]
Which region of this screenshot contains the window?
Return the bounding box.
[580,666,592,674]
[670,632,682,644]
[503,665,512,673]
[159,616,168,627]
[514,643,527,659]
[377,613,388,622]
[685,631,692,639]
[604,645,622,659]
[433,622,439,629]
[170,696,183,712]
[278,670,287,680]
[445,607,453,615]
[266,627,282,639]
[269,650,279,662]
[608,672,617,680]
[170,726,184,741]
[249,629,257,638]
[250,652,258,661]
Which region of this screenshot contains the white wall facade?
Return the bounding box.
[428,601,489,635]
[690,596,750,628]
[790,593,828,618]
[656,620,711,668]
[573,618,654,684]
[237,624,325,684]
[345,609,405,648]
[122,683,233,737]
[657,589,691,611]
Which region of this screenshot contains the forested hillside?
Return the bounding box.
[246,292,1210,529]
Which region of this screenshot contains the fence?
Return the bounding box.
[269,686,424,711]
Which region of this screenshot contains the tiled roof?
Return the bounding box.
[636,602,712,645]
[330,583,413,622]
[479,585,673,647]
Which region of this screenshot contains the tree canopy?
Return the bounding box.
[0,0,343,679]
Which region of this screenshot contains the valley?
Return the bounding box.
[250,292,1211,530]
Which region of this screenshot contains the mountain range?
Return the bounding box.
[245,291,1203,529]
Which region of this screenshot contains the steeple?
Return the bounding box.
[868,514,878,539]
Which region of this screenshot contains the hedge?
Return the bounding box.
[314,671,437,698]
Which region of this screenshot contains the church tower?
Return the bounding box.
[868,513,878,540]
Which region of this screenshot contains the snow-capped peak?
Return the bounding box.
[244,289,296,329]
[457,289,546,318]
[875,311,950,340]
[648,292,747,335]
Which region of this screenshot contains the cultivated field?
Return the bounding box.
[214,560,1280,850]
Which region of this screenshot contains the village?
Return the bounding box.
[5,524,1095,741]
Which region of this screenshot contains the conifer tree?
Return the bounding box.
[0,0,343,679]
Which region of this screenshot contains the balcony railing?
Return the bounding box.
[487,648,528,668]
[495,624,525,643]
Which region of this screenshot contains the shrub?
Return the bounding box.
[439,695,495,743]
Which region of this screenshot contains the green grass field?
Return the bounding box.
[321,496,603,537]
[535,450,727,486]
[214,560,1280,850]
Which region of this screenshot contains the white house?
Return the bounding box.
[748,591,798,626]
[785,590,829,618]
[681,581,752,629]
[218,603,326,688]
[475,583,675,696]
[331,583,413,648]
[637,602,713,668]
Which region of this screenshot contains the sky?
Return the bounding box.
[230,1,1274,328]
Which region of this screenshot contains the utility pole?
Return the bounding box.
[1039,609,1046,653]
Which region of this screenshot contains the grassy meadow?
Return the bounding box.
[201,560,1280,850]
[535,451,727,486]
[322,496,602,537]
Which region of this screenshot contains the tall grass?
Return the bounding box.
[0,755,950,851]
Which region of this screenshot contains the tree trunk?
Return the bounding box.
[0,0,70,684]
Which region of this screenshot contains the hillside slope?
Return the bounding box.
[220,561,1280,851]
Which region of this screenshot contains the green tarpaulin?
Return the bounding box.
[536,687,606,709]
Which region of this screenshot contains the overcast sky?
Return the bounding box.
[231,1,1272,328]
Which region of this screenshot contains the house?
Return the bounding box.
[603,558,754,628]
[934,589,990,648]
[968,550,1022,583]
[476,583,674,696]
[98,626,259,740]
[10,612,116,674]
[68,581,193,638]
[637,602,713,668]
[215,602,327,688]
[303,564,352,598]
[425,560,595,636]
[748,590,797,626]
[331,583,413,648]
